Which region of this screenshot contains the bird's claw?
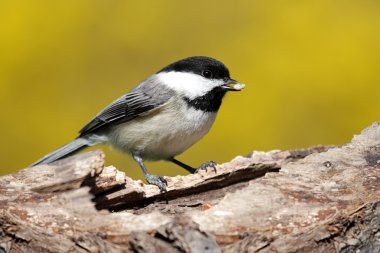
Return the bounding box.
[145,174,167,192]
[195,160,218,173]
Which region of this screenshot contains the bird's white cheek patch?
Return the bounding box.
[156,72,222,99]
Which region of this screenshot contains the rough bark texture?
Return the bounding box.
[1,122,380,252]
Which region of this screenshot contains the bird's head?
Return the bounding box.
[157,56,245,99]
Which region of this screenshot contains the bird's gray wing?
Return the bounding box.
[79,78,174,136]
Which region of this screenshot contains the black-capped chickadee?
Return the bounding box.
[31,56,245,191]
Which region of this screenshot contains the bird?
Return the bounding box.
[31,56,245,191]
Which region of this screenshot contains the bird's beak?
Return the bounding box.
[221,79,245,91]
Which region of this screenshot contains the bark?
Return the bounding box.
[1,122,380,252]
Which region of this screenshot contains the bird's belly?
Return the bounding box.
[108,106,217,160]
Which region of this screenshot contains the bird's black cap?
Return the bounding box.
[158,56,230,80]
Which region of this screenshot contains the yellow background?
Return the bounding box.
[1,1,380,179]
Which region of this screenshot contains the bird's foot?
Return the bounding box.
[145,173,167,192]
[195,160,218,173]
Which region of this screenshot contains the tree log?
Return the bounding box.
[1,122,380,252]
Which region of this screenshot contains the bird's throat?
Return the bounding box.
[182,88,226,112]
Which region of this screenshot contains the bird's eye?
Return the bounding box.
[202,70,213,79]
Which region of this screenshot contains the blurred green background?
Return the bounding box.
[1,1,380,179]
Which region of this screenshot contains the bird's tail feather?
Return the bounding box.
[30,137,92,166]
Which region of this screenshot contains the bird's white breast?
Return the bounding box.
[108,97,217,160]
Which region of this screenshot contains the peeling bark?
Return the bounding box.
[1,123,380,252]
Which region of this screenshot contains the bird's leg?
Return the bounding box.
[170,158,217,174]
[170,158,197,174]
[132,153,167,192]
